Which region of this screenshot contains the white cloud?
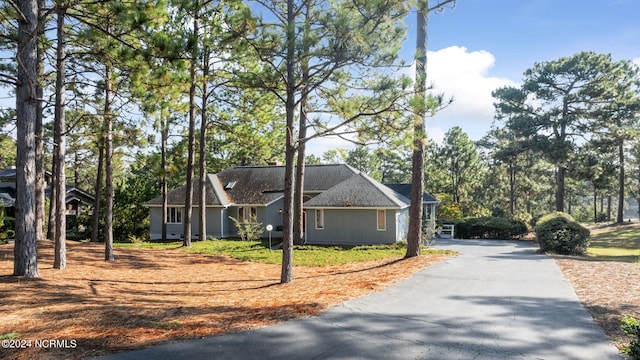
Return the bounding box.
[425,46,519,140]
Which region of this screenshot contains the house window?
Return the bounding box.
[377,209,386,231]
[167,207,182,224]
[238,206,257,223]
[316,209,324,229]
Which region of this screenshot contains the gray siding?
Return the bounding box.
[150,207,227,240]
[149,207,184,240]
[305,208,400,245]
[192,207,226,239]
[264,198,284,238]
[224,204,284,239]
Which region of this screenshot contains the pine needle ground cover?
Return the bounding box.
[556,222,640,352]
[0,240,451,359]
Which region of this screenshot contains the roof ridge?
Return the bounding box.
[208,174,231,206]
[355,172,409,207]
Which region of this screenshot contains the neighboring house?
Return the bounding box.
[145,164,439,246]
[383,184,439,225]
[0,167,95,218]
[46,186,96,217]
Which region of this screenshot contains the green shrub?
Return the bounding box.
[534,212,590,255]
[438,217,528,240]
[229,216,263,241]
[596,212,608,223]
[0,215,14,243]
[622,315,640,359]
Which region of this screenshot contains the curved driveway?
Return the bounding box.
[96,239,622,360]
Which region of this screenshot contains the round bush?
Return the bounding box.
[534,212,590,255]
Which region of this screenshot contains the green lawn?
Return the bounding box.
[587,225,640,263]
[115,239,451,266]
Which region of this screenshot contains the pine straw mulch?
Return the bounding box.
[0,240,452,360]
[555,257,640,351]
[554,222,640,351]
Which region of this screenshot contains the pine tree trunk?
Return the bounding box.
[617,141,625,223]
[104,65,114,261]
[198,50,209,242]
[91,139,103,243]
[294,3,310,246]
[509,164,516,216]
[161,116,168,242]
[405,1,428,258]
[47,156,56,240]
[281,134,296,283]
[556,165,565,212]
[281,0,296,284]
[183,5,199,247]
[294,139,305,245]
[14,0,40,278]
[53,6,67,269]
[35,0,45,243]
[593,189,597,223]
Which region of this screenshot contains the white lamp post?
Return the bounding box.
[266,224,273,251]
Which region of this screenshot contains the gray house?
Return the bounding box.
[145,164,438,245]
[0,167,94,217]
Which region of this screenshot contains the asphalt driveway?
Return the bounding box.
[95,239,622,360]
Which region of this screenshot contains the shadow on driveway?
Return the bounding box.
[95,239,622,360]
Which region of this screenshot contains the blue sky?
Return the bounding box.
[309,0,640,154]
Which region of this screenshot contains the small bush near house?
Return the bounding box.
[534,212,590,255]
[229,216,263,241]
[438,217,528,240]
[621,315,640,359]
[0,218,14,244]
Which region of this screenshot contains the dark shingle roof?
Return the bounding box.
[146,165,359,207]
[2,186,93,208]
[0,187,16,207]
[216,166,285,205]
[384,184,439,203]
[45,186,95,204]
[145,174,230,207]
[216,164,359,205]
[0,168,16,179]
[304,173,409,208]
[147,164,429,209]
